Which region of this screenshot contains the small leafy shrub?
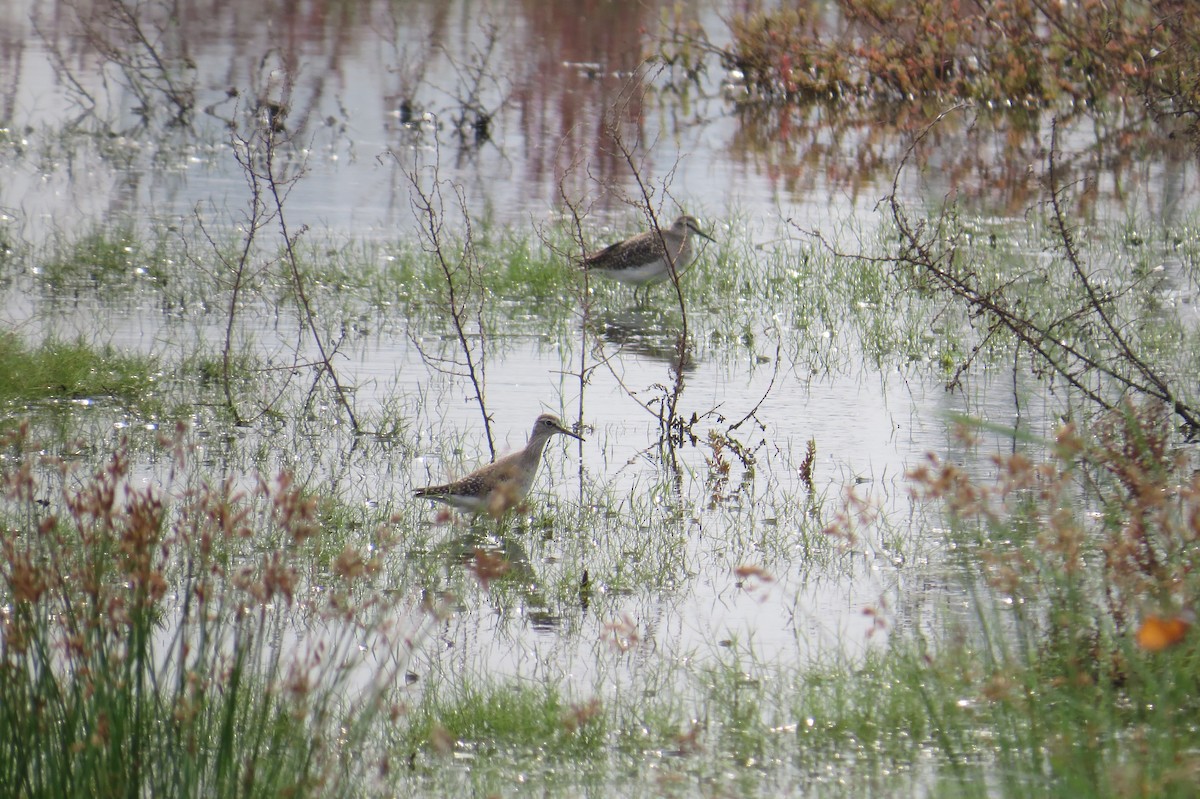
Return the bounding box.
[900,402,1200,792]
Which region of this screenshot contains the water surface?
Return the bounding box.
[0,0,1191,708]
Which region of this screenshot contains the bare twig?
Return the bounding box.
[259,129,360,434]
[203,127,280,426]
[200,108,359,431]
[399,140,494,457]
[1044,120,1199,431]
[435,17,509,150]
[813,108,1200,435]
[598,82,695,460]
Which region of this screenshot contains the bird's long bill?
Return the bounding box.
[558,424,585,442]
[681,216,716,243]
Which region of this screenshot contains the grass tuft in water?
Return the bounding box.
[36,224,170,291]
[0,331,161,415]
[400,682,607,760]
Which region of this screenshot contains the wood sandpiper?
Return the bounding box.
[582,214,714,291]
[414,413,584,516]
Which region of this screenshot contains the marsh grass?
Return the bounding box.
[875,403,1200,795]
[181,348,262,400]
[398,681,607,759]
[0,331,162,415]
[10,212,1015,385]
[8,201,1200,796]
[0,422,421,799]
[391,401,1200,796]
[36,224,170,292]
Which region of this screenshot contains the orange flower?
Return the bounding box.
[1135,613,1192,652]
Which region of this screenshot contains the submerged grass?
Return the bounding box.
[0,331,162,415]
[37,224,147,289]
[15,195,1200,406]
[6,209,1057,397]
[399,681,607,760]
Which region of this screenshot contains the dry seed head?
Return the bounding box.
[286,664,312,699]
[562,698,602,733]
[6,547,46,604]
[467,548,511,589]
[334,546,369,580]
[271,472,320,543]
[259,552,297,605]
[733,564,775,582]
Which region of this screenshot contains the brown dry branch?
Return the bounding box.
[397,140,494,457]
[802,109,1200,436]
[194,125,276,427]
[201,110,360,432]
[1043,121,1199,433]
[261,125,361,435]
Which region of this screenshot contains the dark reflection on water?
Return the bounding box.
[593,306,697,373]
[433,525,565,629]
[3,0,1196,245]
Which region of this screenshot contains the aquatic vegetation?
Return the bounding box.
[36,225,154,291]
[0,424,421,799]
[4,196,1200,797]
[5,23,1200,791]
[0,332,161,414]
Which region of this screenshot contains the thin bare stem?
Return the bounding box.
[401,141,494,457]
[259,130,360,434]
[808,107,1200,435]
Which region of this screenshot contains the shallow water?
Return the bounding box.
[2,1,1196,782]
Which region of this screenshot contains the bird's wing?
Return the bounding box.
[581,239,627,267]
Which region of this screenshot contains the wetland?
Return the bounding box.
[3,1,1200,796]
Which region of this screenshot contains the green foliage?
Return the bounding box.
[402,682,607,758]
[0,332,160,413]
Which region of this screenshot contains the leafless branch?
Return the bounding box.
[398,140,494,457]
[808,108,1200,436]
